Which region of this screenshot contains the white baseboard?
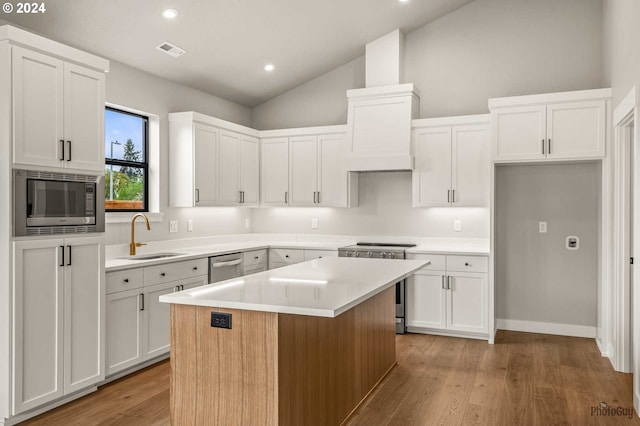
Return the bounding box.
[595,337,609,356]
[496,318,596,338]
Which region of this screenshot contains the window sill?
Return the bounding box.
[105,212,164,224]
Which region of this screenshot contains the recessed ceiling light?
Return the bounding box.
[162,8,178,19]
[264,64,275,72]
[398,0,410,3]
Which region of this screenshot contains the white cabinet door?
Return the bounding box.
[12,46,64,169]
[492,105,546,161]
[406,273,447,330]
[240,135,260,206]
[317,134,347,207]
[412,127,452,207]
[452,124,489,207]
[106,289,143,376]
[289,136,318,206]
[63,63,105,172]
[261,138,289,206]
[546,100,605,159]
[194,123,218,206]
[63,237,104,394]
[218,130,241,205]
[180,275,208,292]
[447,272,488,334]
[13,239,64,414]
[142,282,176,360]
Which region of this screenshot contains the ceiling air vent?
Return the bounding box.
[155,41,186,58]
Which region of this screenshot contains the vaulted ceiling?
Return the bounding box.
[3,0,474,106]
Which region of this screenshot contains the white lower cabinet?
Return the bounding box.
[407,254,488,337]
[12,236,104,415]
[105,260,207,377]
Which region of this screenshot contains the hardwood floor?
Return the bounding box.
[20,331,640,425]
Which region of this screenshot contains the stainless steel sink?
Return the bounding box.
[118,252,187,261]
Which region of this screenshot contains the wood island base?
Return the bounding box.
[169,286,396,425]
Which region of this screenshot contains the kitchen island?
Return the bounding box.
[160,256,428,425]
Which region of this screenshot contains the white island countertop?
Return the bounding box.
[159,257,429,317]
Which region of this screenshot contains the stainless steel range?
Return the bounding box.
[338,242,416,334]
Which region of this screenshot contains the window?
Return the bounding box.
[104,107,149,212]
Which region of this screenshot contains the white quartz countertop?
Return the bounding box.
[105,234,488,272]
[159,257,429,317]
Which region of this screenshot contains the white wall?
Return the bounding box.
[495,163,599,328]
[405,0,603,118]
[104,60,253,245]
[251,0,604,128]
[253,172,489,238]
[251,56,365,131]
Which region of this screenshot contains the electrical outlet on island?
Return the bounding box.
[453,220,462,232]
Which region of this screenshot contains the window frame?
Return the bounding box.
[105,106,149,213]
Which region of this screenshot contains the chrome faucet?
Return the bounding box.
[130,213,151,255]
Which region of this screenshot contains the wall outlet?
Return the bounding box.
[539,221,547,233]
[169,220,178,233]
[187,220,193,232]
[245,218,250,229]
[453,220,462,232]
[211,312,232,329]
[311,218,319,229]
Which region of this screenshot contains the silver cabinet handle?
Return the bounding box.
[195,189,200,203]
[452,190,455,203]
[59,245,65,267]
[181,285,184,291]
[548,138,551,154]
[242,191,245,203]
[66,141,72,161]
[212,259,243,268]
[67,245,72,266]
[542,139,545,155]
[285,191,288,204]
[447,190,451,203]
[59,140,65,161]
[139,294,145,311]
[447,276,452,290]
[317,191,320,204]
[441,275,446,289]
[174,286,180,292]
[313,191,316,203]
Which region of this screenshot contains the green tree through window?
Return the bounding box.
[105,108,148,212]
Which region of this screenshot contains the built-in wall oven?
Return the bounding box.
[13,169,105,236]
[338,243,416,334]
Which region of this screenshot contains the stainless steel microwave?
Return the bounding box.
[13,169,105,236]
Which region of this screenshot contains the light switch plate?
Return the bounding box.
[453,220,462,232]
[539,221,547,233]
[169,220,178,233]
[311,218,319,229]
[187,220,193,232]
[245,218,250,229]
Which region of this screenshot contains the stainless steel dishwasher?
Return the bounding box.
[208,252,244,283]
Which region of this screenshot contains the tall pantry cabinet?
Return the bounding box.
[0,25,108,421]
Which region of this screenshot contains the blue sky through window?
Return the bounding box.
[104,109,146,161]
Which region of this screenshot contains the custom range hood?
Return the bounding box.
[345,30,420,172]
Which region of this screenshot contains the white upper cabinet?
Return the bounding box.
[412,115,489,208]
[260,137,289,206]
[239,135,259,206]
[194,123,219,206]
[169,112,260,207]
[218,130,241,205]
[489,89,610,162]
[12,46,105,172]
[289,136,318,206]
[318,134,351,207]
[261,127,357,208]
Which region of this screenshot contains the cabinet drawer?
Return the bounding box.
[304,250,338,261]
[106,268,143,294]
[143,258,208,286]
[406,253,446,272]
[269,248,304,264]
[244,249,268,268]
[446,255,488,273]
[245,264,267,275]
